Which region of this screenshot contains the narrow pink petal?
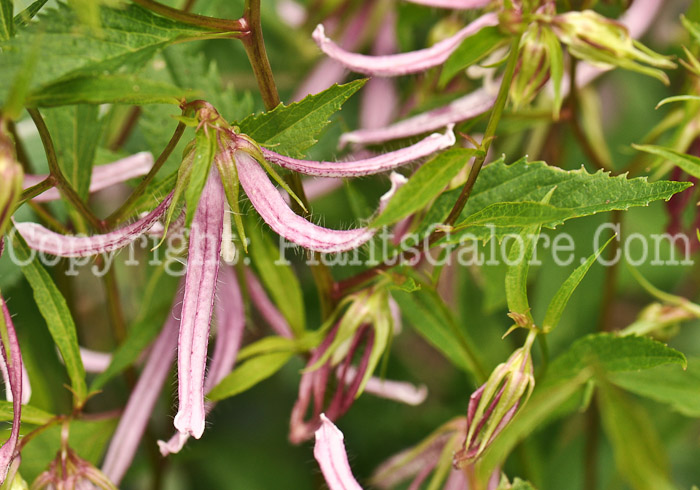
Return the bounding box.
[314,414,363,490]
[15,193,173,257]
[245,268,293,339]
[292,3,372,101]
[404,0,491,8]
[23,152,153,203]
[159,265,245,456]
[443,469,469,490]
[360,12,399,130]
[0,298,24,484]
[174,172,225,439]
[79,347,113,374]
[262,127,455,177]
[338,366,427,406]
[312,13,498,77]
[340,88,495,146]
[236,151,375,253]
[0,350,29,404]
[101,293,181,485]
[304,177,344,201]
[206,265,245,391]
[379,173,409,213]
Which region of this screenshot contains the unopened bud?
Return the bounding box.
[510,23,556,109]
[454,332,536,466]
[551,10,675,83]
[0,134,23,237]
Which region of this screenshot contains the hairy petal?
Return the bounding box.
[245,268,293,339]
[0,298,24,484]
[292,3,372,101]
[23,152,153,202]
[236,151,374,253]
[264,128,454,177]
[16,193,173,257]
[340,88,495,146]
[314,414,363,490]
[159,266,244,456]
[101,293,181,485]
[312,13,497,77]
[404,0,491,8]
[174,172,225,439]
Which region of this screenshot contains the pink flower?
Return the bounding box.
[314,414,363,490]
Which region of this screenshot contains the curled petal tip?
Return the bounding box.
[157,432,188,457]
[314,414,363,490]
[312,24,327,44]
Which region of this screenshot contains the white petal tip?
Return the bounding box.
[312,24,328,46]
[157,433,189,457]
[173,412,205,440]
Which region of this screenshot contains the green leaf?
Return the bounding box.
[12,234,87,405]
[248,226,306,336]
[43,105,103,200]
[0,401,53,425]
[609,357,700,417]
[598,384,676,490]
[422,157,690,243]
[541,235,614,332]
[0,0,12,41]
[0,3,214,106]
[208,352,293,401]
[237,79,366,158]
[372,148,480,228]
[547,333,687,383]
[453,201,570,230]
[440,26,508,87]
[392,287,485,379]
[504,223,541,325]
[90,266,179,392]
[13,0,49,29]
[184,130,216,226]
[26,75,193,107]
[633,144,700,179]
[655,95,700,108]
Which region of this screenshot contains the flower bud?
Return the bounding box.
[0,133,23,237]
[551,10,675,83]
[454,332,536,466]
[510,23,557,109]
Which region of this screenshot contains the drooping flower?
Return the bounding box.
[312,13,498,77]
[0,295,25,485]
[339,0,666,146]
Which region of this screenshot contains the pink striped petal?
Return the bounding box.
[245,268,293,339]
[292,3,372,101]
[174,172,225,439]
[312,13,498,77]
[0,298,24,484]
[23,152,153,203]
[262,128,454,177]
[338,366,427,406]
[15,193,173,257]
[159,265,245,456]
[314,414,363,490]
[101,293,181,485]
[340,88,495,146]
[235,151,375,253]
[404,0,491,8]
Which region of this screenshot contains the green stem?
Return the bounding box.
[19,177,55,204]
[27,108,103,231]
[106,121,186,226]
[442,35,522,227]
[133,0,247,33]
[241,0,281,111]
[103,268,128,344]
[242,0,337,316]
